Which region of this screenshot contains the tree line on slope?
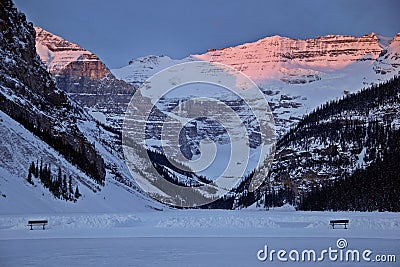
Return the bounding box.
[27,159,81,202]
[298,128,400,211]
[292,77,400,211]
[279,77,400,148]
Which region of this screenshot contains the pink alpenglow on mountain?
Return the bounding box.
[35,26,110,79]
[194,33,396,82]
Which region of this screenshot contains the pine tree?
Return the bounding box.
[39,159,43,179]
[62,174,68,200]
[68,175,73,198]
[57,166,62,182]
[74,185,81,199]
[27,168,33,185]
[27,161,36,185]
[29,161,34,174]
[35,159,39,178]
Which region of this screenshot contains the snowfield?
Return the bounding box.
[0,209,398,266]
[0,110,160,215]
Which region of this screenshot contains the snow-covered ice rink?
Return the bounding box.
[0,209,399,266]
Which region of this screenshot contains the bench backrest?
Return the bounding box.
[28,220,48,224]
[330,220,349,223]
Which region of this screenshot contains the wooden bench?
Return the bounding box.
[27,220,48,230]
[330,219,349,229]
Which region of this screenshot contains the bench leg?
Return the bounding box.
[30,225,32,230]
[344,224,347,229]
[42,224,45,230]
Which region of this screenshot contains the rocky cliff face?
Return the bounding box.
[0,0,105,183]
[195,33,384,81]
[35,27,135,128]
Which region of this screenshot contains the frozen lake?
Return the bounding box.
[0,209,399,266]
[1,237,399,266]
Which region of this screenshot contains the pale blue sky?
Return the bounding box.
[14,0,400,69]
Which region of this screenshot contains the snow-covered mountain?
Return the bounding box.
[111,32,400,207]
[115,33,400,83]
[5,0,400,210]
[35,27,135,129]
[114,55,195,87]
[0,0,159,214]
[113,33,400,136]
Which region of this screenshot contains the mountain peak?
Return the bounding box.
[35,26,111,79]
[35,26,84,51]
[392,33,400,42]
[366,32,378,38]
[128,55,172,65]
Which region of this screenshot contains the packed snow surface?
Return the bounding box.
[0,209,398,266]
